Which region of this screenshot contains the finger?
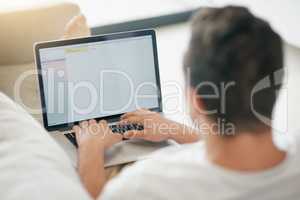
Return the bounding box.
[120,116,143,125]
[80,121,89,128]
[117,120,127,125]
[72,125,81,133]
[120,111,137,120]
[124,130,146,139]
[139,108,149,112]
[138,108,154,114]
[88,121,100,135]
[89,119,97,125]
[99,120,108,127]
[121,108,152,120]
[72,125,82,140]
[99,120,110,132]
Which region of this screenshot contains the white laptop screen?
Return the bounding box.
[38,35,160,127]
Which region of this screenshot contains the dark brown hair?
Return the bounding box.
[184,6,283,131]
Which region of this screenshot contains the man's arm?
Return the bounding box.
[168,123,200,144]
[77,144,106,199]
[73,120,122,199]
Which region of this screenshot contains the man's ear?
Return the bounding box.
[187,87,205,115]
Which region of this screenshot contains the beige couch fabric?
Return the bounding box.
[0,1,80,65]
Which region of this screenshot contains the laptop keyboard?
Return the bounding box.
[64,124,144,148]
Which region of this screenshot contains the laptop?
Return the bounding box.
[34,30,167,150]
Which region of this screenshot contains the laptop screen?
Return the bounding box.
[36,31,161,129]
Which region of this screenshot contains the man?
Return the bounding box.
[73,6,300,200]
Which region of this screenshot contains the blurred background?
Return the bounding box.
[0,0,210,25]
[2,0,299,46]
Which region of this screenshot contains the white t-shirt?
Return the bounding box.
[100,136,300,200]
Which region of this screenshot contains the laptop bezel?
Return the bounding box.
[34,29,162,132]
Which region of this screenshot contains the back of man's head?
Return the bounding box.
[184,6,283,133]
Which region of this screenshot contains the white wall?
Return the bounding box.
[215,0,300,48]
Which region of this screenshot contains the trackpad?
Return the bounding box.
[104,139,172,167]
[52,133,173,167]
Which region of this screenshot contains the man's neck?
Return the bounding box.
[205,129,287,172]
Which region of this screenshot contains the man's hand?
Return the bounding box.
[120,108,172,142]
[73,119,123,150]
[73,120,122,199]
[120,108,200,144]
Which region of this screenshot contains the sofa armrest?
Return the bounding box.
[0,1,80,65]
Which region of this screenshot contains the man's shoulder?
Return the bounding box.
[100,141,211,200]
[141,141,205,165]
[113,142,205,177]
